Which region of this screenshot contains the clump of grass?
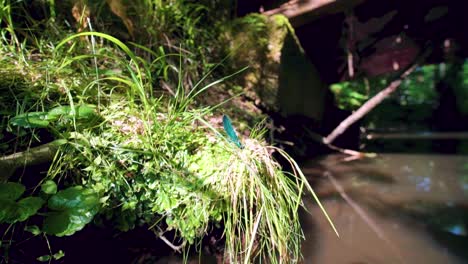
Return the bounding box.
[192,120,338,262]
[226,141,304,262]
[192,134,306,262]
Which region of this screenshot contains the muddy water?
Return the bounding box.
[301,154,468,264]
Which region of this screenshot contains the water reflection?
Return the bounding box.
[301,153,468,263]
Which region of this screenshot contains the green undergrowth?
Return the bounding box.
[1,1,337,263]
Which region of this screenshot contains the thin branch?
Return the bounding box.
[324,64,417,145]
[327,143,364,157]
[152,226,186,253]
[158,234,186,253]
[304,127,372,157]
[365,131,468,140]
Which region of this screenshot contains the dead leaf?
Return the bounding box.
[106,0,134,38]
[71,0,90,33]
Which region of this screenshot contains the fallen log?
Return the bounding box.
[0,140,65,180]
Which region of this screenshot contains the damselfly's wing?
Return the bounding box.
[222,115,243,149]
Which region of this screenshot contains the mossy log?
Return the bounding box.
[0,140,62,181]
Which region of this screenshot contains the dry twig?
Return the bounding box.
[324,64,417,145]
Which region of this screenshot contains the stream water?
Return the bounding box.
[300,153,468,263]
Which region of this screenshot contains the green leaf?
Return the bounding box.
[25,225,41,235]
[76,104,97,119]
[44,186,100,236]
[46,106,71,119]
[48,187,100,211]
[50,139,68,147]
[94,156,102,166]
[53,250,65,260]
[0,182,25,200]
[47,104,97,120]
[47,186,85,211]
[0,199,17,223]
[64,207,98,235]
[37,255,51,262]
[10,112,49,128]
[16,197,45,222]
[0,183,43,223]
[43,212,70,235]
[0,197,44,224]
[41,180,58,195]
